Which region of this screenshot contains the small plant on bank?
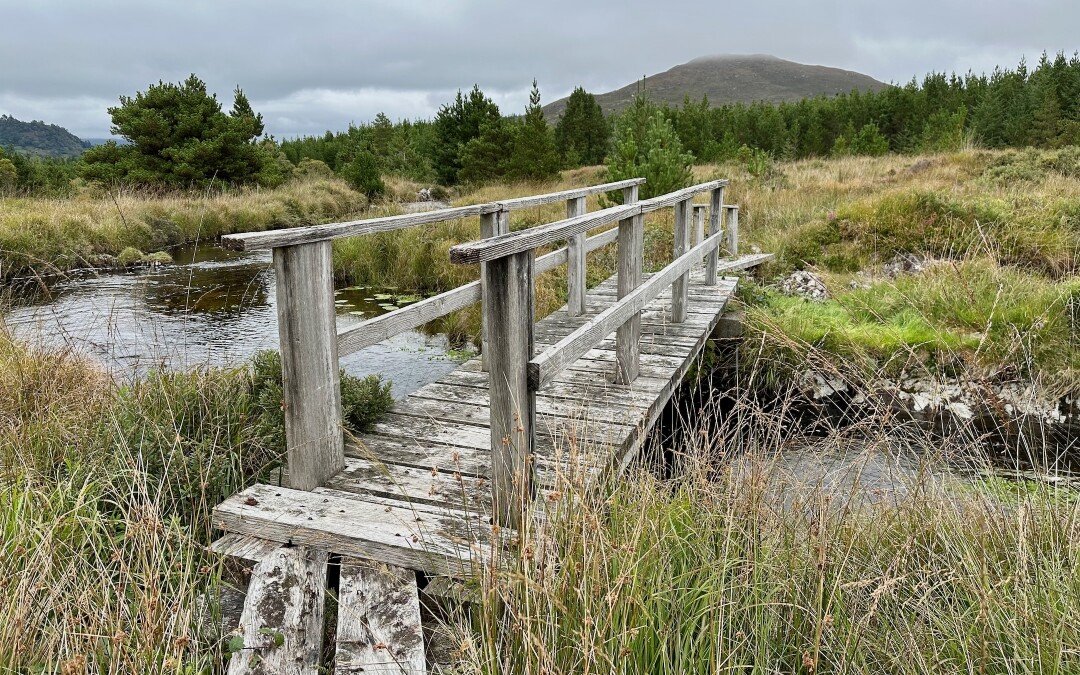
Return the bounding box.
[249,349,394,450]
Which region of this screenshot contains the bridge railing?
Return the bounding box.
[449,180,753,529]
[221,178,644,492]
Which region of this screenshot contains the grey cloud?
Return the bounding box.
[1,0,1077,138]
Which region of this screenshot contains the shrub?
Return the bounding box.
[249,350,394,450]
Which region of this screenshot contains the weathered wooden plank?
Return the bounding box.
[566,196,588,317]
[451,203,637,265]
[479,209,508,372]
[338,281,480,357]
[692,204,707,245]
[335,559,426,675]
[672,198,692,324]
[211,533,284,565]
[480,178,645,213]
[615,183,642,385]
[213,484,481,577]
[274,240,344,491]
[226,545,327,675]
[390,396,639,442]
[534,224,619,275]
[483,250,535,529]
[223,205,486,251]
[223,179,644,251]
[705,188,725,285]
[726,205,740,256]
[636,179,728,212]
[450,180,730,265]
[528,239,758,390]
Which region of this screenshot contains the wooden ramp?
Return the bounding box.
[210,179,770,673]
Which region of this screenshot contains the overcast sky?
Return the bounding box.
[2,0,1078,139]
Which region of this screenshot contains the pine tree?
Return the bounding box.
[508,80,560,182]
[606,94,692,199]
[554,87,610,167]
[432,85,501,185]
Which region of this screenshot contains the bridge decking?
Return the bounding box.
[213,265,757,576]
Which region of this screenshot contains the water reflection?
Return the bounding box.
[5,242,465,398]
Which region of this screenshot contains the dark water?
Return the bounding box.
[4,242,467,398]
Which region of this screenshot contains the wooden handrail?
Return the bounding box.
[528,247,771,391]
[478,178,645,214]
[448,179,730,265]
[221,178,645,251]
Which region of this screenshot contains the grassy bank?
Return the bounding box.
[0,174,365,281]
[460,375,1080,674]
[331,150,1080,391]
[0,323,391,672]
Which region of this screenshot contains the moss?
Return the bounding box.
[116,246,144,266]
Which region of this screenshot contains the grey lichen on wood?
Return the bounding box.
[335,558,426,675]
[226,545,328,675]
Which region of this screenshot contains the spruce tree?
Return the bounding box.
[508,80,560,182]
[554,87,610,167]
[606,94,691,199]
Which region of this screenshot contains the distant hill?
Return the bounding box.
[544,54,887,119]
[0,115,89,157]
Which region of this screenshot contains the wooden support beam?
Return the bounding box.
[671,198,692,323]
[566,196,588,317]
[705,186,725,285]
[615,184,642,384]
[480,208,509,372]
[274,240,344,491]
[227,546,327,675]
[335,558,426,675]
[692,204,706,245]
[483,250,535,530]
[726,205,740,256]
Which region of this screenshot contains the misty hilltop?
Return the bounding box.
[544,54,887,118]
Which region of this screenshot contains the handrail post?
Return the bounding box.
[692,205,706,245]
[273,241,345,491]
[615,184,641,384]
[483,250,535,530]
[705,186,725,285]
[566,196,588,317]
[726,205,740,255]
[480,207,510,372]
[672,198,692,323]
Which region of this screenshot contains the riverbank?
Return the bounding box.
[0,174,366,282]
[0,323,392,671]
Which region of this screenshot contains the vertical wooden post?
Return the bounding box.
[615,185,641,384]
[273,241,344,491]
[705,186,725,285]
[566,196,588,317]
[692,205,706,245]
[480,207,510,372]
[671,198,692,323]
[726,205,740,256]
[483,250,535,531]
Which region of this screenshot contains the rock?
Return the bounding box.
[416,187,434,201]
[780,269,829,301]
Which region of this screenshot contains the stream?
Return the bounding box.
[3,242,466,398]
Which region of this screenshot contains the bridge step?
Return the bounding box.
[226,545,327,675]
[335,558,426,674]
[214,483,483,577]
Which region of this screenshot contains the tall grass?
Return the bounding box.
[0,174,365,281]
[460,352,1080,674]
[0,324,392,672]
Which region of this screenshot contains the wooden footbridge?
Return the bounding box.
[211,178,770,673]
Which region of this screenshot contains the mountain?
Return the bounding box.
[543,54,887,119]
[0,115,89,157]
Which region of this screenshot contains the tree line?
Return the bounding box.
[3,52,1079,198]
